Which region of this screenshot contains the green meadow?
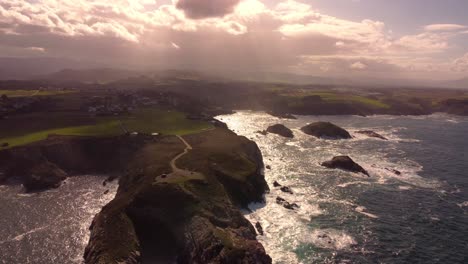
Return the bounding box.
[0,89,74,97]
[0,108,212,148]
[277,90,390,109]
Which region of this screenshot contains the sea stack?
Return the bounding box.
[321,156,369,176]
[301,122,351,139]
[266,124,294,138]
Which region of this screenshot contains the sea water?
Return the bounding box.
[218,111,468,264]
[0,176,117,264]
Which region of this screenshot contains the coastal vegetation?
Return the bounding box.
[0,89,74,97]
[0,108,212,148]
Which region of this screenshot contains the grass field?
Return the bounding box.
[0,108,213,148]
[277,90,390,109]
[0,89,74,97]
[121,109,212,136]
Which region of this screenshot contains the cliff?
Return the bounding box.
[84,128,271,263]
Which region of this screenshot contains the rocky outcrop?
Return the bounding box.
[301,122,351,139]
[24,161,67,192]
[0,128,271,263]
[266,124,294,138]
[85,128,272,264]
[321,156,369,176]
[356,130,387,140]
[276,197,299,210]
[0,134,154,191]
[179,128,269,208]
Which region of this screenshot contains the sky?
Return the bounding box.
[1,0,468,81]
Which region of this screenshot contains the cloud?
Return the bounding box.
[453,53,468,72]
[394,32,449,53]
[171,42,180,49]
[26,46,45,52]
[0,0,466,79]
[424,24,466,32]
[350,61,367,70]
[176,0,241,19]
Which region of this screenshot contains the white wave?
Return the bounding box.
[458,201,468,208]
[337,181,371,188]
[398,185,413,190]
[348,126,418,143]
[7,225,49,242]
[355,206,379,219]
[359,158,441,189]
[304,229,357,251]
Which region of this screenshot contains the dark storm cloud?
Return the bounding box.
[176,0,241,19]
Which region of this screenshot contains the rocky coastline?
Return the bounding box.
[0,124,272,263]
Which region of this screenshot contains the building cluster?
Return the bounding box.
[0,94,41,117]
[82,91,182,116]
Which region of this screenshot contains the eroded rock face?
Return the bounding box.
[24,161,67,192]
[266,124,294,138]
[356,130,387,140]
[85,128,272,264]
[321,156,369,176]
[0,134,154,191]
[301,122,351,139]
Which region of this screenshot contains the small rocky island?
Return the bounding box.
[266,124,294,138]
[301,122,352,139]
[0,127,272,263]
[356,130,387,140]
[321,156,369,176]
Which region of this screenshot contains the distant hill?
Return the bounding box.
[0,57,101,80]
[442,77,468,89]
[38,68,143,83]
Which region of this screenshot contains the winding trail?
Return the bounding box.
[170,135,192,173]
[154,135,205,184]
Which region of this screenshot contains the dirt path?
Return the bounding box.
[153,135,205,185]
[170,135,192,173]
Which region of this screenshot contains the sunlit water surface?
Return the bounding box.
[0,176,117,264]
[218,112,468,264]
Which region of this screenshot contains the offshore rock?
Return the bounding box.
[301,122,351,139]
[266,124,294,138]
[321,156,369,176]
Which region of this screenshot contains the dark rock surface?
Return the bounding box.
[301,122,351,139]
[255,222,264,236]
[23,161,67,192]
[276,196,299,210]
[280,186,293,194]
[0,128,272,263]
[321,156,369,176]
[84,128,271,264]
[0,134,153,191]
[385,168,402,175]
[273,181,281,187]
[266,124,294,138]
[356,130,387,140]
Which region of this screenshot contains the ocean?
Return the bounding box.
[0,176,117,264]
[218,111,468,264]
[0,112,467,264]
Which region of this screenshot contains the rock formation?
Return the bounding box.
[321,156,369,176]
[356,130,387,140]
[301,122,351,139]
[84,128,271,263]
[266,124,294,138]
